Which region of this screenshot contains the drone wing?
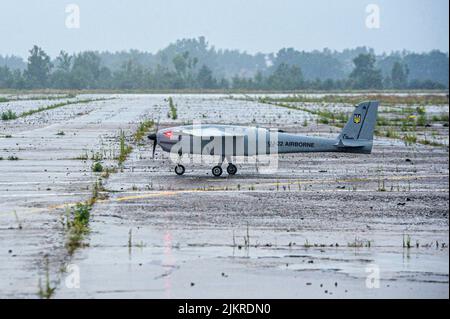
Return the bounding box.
[174,127,246,138]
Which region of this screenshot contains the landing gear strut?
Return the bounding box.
[175,164,185,175]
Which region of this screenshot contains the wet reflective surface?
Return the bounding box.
[0,94,448,298]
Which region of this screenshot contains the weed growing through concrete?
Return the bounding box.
[403,234,412,248]
[1,110,17,121]
[118,129,133,164]
[243,222,250,248]
[0,94,76,103]
[347,237,372,248]
[251,94,449,106]
[90,151,103,161]
[128,228,133,254]
[64,203,91,255]
[92,161,103,172]
[37,257,56,299]
[14,211,22,229]
[168,97,178,120]
[101,166,117,179]
[18,98,112,118]
[385,127,399,138]
[134,120,154,142]
[75,150,89,160]
[403,134,417,146]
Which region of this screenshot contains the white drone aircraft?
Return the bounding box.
[148,101,378,176]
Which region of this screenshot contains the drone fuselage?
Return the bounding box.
[156,124,372,156]
[148,101,378,176]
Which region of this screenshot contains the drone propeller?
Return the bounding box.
[148,132,157,158]
[148,117,160,158]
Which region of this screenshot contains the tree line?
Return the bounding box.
[0,38,448,91]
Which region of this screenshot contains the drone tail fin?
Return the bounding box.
[336,101,379,153]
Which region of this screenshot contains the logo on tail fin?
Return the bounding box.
[353,114,361,124]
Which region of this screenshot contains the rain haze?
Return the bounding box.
[0,0,448,57]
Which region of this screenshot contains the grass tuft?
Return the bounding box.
[403,134,417,146]
[168,97,178,120]
[118,130,133,164]
[37,257,56,299]
[134,119,154,142]
[1,110,17,121]
[64,202,92,255]
[92,161,103,172]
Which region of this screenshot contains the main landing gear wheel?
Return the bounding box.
[212,165,223,177]
[227,164,237,175]
[175,164,185,176]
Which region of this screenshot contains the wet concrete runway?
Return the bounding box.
[0,94,448,298]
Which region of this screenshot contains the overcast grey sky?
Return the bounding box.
[0,0,448,57]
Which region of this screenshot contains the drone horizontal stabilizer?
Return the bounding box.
[334,139,370,148]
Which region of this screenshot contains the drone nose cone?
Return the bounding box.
[148,133,157,141]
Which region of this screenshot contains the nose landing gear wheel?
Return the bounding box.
[175,164,185,175]
[227,164,237,175]
[212,165,223,177]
